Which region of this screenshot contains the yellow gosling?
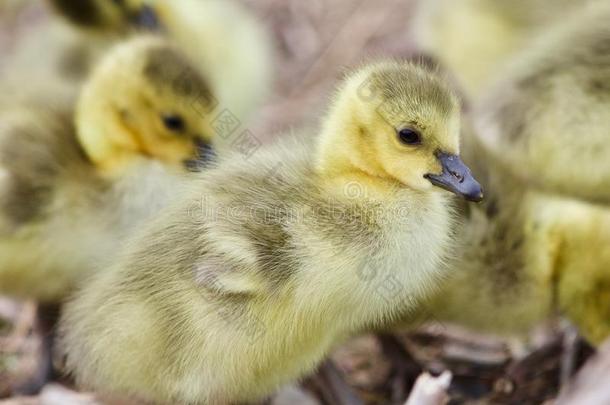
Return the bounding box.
[60,61,483,404]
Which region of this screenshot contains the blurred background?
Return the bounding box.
[0,0,420,138]
[0,0,609,404]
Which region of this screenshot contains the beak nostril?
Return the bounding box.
[428,151,482,201]
[449,170,464,182]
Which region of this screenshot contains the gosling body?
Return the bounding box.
[408,0,610,346]
[4,0,271,128]
[2,0,151,107]
[409,131,610,344]
[412,0,588,98]
[61,62,481,404]
[0,37,215,303]
[474,1,610,204]
[149,0,273,124]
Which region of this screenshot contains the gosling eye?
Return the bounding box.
[397,128,422,146]
[162,114,185,133]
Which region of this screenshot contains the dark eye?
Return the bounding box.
[397,128,422,145]
[162,114,185,133]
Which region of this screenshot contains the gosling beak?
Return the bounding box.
[424,152,483,202]
[196,139,216,164]
[131,5,161,31]
[184,139,216,172]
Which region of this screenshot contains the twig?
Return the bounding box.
[559,322,579,387]
[555,339,610,405]
[1,301,35,354]
[377,333,422,403]
[314,360,364,405]
[404,371,451,405]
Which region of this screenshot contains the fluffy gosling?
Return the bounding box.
[60,61,482,404]
[76,35,218,176]
[1,0,158,108]
[0,35,216,394]
[473,0,610,204]
[402,1,610,344]
[42,0,272,125]
[0,35,216,304]
[47,0,158,32]
[412,0,587,98]
[145,0,273,124]
[403,128,610,345]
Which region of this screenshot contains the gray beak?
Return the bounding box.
[131,5,161,31]
[184,139,216,172]
[424,152,483,202]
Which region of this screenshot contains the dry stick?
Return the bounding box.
[1,301,36,353]
[314,360,364,405]
[559,322,579,387]
[377,333,423,403]
[12,303,61,396]
[499,334,563,404]
[404,371,451,405]
[555,339,610,405]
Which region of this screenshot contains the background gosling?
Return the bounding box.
[145,0,274,125]
[6,0,272,131]
[411,0,587,98]
[39,0,272,126]
[76,35,218,177]
[0,36,216,393]
[403,127,610,346]
[0,34,217,304]
[473,0,610,204]
[60,61,482,405]
[47,0,157,32]
[2,0,157,107]
[402,0,610,345]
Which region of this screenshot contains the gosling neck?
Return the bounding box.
[76,96,144,178]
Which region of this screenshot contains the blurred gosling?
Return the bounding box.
[6,0,272,130]
[412,0,588,98]
[76,36,218,177]
[60,61,482,405]
[41,0,272,125]
[146,0,273,125]
[47,0,157,32]
[473,1,610,204]
[402,0,610,347]
[0,36,216,304]
[404,128,610,345]
[2,0,157,106]
[411,0,610,342]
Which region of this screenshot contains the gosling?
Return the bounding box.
[473,0,610,204]
[60,61,482,404]
[402,125,610,345]
[2,0,158,107]
[37,0,272,125]
[412,0,587,98]
[0,35,217,394]
[0,35,217,303]
[47,0,158,32]
[429,1,610,343]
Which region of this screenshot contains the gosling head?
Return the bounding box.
[76,36,217,176]
[47,0,160,32]
[318,61,483,202]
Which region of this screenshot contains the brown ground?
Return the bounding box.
[0,1,601,404]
